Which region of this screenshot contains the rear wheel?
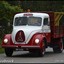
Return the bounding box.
[62,37,64,49]
[5,48,13,57]
[53,38,63,53]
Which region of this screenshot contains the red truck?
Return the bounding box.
[1,12,64,57]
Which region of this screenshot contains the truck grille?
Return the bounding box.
[15,30,25,42]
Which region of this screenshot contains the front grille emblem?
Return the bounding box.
[15,30,25,42]
[17,32,23,42]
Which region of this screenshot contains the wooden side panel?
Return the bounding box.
[54,12,64,38]
[44,12,64,38]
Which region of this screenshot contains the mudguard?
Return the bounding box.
[1,34,13,47]
[28,33,45,48]
[1,33,46,49]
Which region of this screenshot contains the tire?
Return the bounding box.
[53,46,62,53]
[34,50,43,57]
[29,49,44,57]
[5,48,13,57]
[62,37,64,49]
[42,47,45,56]
[36,39,46,57]
[53,38,63,53]
[29,49,34,53]
[29,40,45,57]
[44,38,47,48]
[38,40,45,57]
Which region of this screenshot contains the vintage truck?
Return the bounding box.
[1,12,64,57]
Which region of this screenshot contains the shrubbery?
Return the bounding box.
[0,1,23,39]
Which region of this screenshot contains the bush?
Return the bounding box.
[0,1,23,39]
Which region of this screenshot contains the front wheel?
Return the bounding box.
[5,48,13,57]
[34,50,44,57]
[30,49,45,57]
[53,46,63,53]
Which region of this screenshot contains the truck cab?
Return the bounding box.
[12,13,51,45]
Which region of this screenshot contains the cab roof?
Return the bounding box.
[14,12,49,18]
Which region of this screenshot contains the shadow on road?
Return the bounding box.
[10,51,62,58]
[12,52,41,58]
[44,51,61,57]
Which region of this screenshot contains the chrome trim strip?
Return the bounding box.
[21,46,40,48]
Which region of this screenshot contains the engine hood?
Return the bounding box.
[12,26,42,44]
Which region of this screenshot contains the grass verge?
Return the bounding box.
[0,39,4,54]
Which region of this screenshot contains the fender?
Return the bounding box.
[43,33,51,43]
[28,33,45,48]
[1,34,13,47]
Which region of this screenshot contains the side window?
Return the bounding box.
[43,18,49,25]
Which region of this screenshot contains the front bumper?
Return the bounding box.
[1,45,41,51]
[2,45,40,49]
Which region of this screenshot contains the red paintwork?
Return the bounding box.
[1,32,51,50]
[53,26,64,38]
[42,33,51,43]
[44,12,64,38]
[2,33,49,49]
[2,34,13,45]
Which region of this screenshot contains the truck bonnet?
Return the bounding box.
[12,26,42,44]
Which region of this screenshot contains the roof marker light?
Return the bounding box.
[24,14,33,16]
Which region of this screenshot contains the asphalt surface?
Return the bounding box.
[0,47,64,63]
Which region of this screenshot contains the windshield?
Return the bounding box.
[14,17,42,26]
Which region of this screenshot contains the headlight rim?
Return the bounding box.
[35,38,39,44]
[4,38,8,44]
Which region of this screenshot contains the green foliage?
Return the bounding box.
[0,1,23,39]
[21,1,64,12]
[0,1,23,25]
[0,47,4,54]
[0,39,4,54]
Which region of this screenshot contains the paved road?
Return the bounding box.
[0,47,64,63]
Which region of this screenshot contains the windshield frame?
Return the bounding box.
[13,16,42,26]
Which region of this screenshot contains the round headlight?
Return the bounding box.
[35,39,39,44]
[4,39,8,43]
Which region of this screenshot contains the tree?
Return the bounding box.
[21,1,64,12]
[0,1,23,38]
